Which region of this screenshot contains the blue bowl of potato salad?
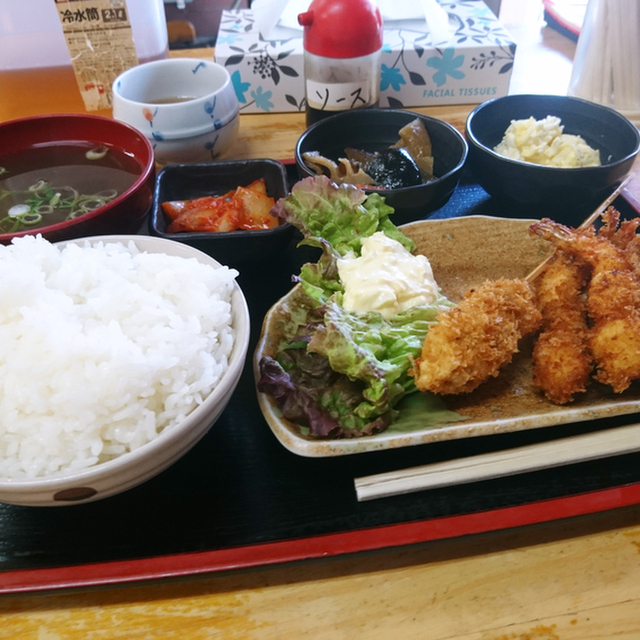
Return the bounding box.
[465,94,640,224]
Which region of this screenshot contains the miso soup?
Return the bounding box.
[0,142,140,233]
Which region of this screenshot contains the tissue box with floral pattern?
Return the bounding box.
[215,1,516,114]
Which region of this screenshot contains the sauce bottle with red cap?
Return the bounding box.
[298,0,383,127]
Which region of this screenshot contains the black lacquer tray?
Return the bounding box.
[2,169,640,594]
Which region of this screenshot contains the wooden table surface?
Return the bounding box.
[3,6,640,639]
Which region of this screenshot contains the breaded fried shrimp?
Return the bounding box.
[598,206,640,249]
[532,250,592,404]
[624,234,640,274]
[530,218,640,393]
[413,278,541,395]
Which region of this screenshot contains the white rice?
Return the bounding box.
[0,235,238,479]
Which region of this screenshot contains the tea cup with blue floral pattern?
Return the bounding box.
[112,59,239,164]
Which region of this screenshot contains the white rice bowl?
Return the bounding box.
[0,234,250,506]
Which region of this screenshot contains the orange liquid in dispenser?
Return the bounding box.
[0,0,169,122]
[0,66,114,121]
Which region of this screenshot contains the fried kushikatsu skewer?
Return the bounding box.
[412,180,632,399]
[527,181,634,403]
[530,217,640,394]
[530,203,640,402]
[528,208,620,405]
[530,249,592,404]
[412,278,542,395]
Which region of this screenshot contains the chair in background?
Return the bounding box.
[165,0,251,48]
[167,19,197,45]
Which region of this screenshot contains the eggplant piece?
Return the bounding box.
[365,148,423,189]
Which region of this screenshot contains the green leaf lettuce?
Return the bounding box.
[258,176,457,437]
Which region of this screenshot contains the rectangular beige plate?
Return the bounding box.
[253,216,640,457]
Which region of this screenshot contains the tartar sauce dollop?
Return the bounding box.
[337,231,438,320]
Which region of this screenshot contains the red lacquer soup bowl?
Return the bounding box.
[0,114,155,244]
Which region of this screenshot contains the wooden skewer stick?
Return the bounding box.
[524,175,632,283]
[354,421,640,502]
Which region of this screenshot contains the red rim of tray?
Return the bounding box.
[2,481,640,594]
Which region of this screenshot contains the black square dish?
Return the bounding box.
[150,159,293,266]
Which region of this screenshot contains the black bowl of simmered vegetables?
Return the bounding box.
[295,109,468,223]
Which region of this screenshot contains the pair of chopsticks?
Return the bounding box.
[355,421,640,501]
[355,178,634,502]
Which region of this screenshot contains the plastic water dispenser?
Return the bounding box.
[0,0,169,119]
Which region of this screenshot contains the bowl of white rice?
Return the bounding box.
[0,233,250,506]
